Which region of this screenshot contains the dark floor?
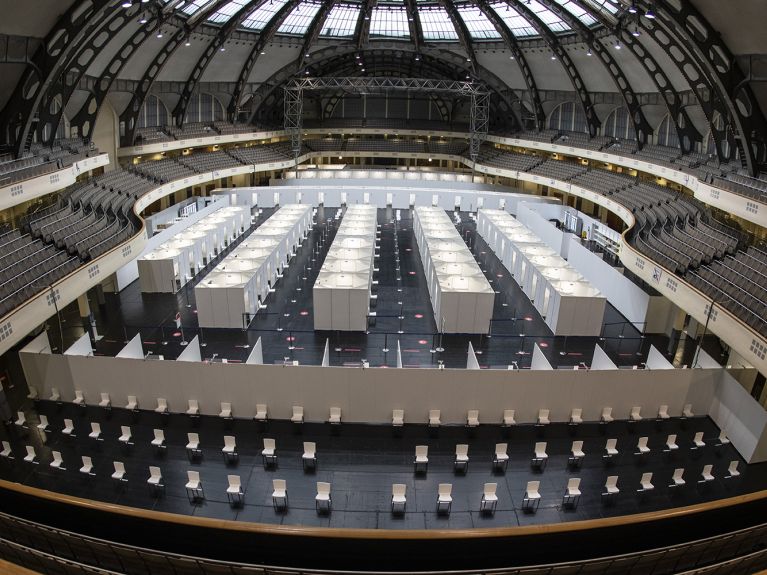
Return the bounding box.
[1,401,764,531]
[42,208,722,370]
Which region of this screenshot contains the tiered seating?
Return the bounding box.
[176,150,243,173]
[0,139,98,187]
[133,127,173,145]
[633,144,682,167]
[131,158,197,183]
[164,122,216,140]
[227,144,293,164]
[517,130,559,143]
[555,132,611,151]
[212,121,258,136]
[529,158,588,181]
[304,138,346,152]
[345,139,427,153]
[428,140,468,156]
[477,145,543,172]
[604,138,639,154]
[714,172,767,203]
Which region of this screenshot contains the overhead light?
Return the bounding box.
[220,46,226,51]
[628,2,637,13]
[261,51,266,55]
[122,1,132,8]
[586,48,592,56]
[414,54,420,61]
[139,14,148,24]
[185,40,191,46]
[632,27,641,36]
[550,54,556,60]
[614,39,621,49]
[645,5,656,18]
[509,55,514,60]
[157,30,163,39]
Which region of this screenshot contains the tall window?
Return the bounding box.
[547,101,587,133]
[137,95,169,128]
[656,114,680,148]
[602,106,632,139]
[184,93,225,124]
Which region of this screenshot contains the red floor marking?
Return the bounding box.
[402,349,420,353]
[408,271,416,275]
[525,317,533,321]
[344,348,361,352]
[497,274,503,278]
[144,341,157,345]
[538,342,549,348]
[618,353,633,356]
[104,339,117,343]
[418,339,428,345]
[172,332,182,337]
[227,359,242,363]
[567,352,583,356]
[300,311,309,316]
[286,336,296,342]
[414,314,423,319]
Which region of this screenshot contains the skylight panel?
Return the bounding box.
[457,5,501,40]
[242,0,288,30]
[179,0,211,16]
[369,6,410,38]
[525,0,571,33]
[208,0,248,23]
[488,2,537,37]
[278,3,322,34]
[583,0,620,15]
[551,0,598,26]
[320,4,361,37]
[419,7,459,41]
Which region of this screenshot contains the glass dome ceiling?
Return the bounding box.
[163,0,622,40]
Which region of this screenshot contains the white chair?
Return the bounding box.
[88,422,102,441]
[669,468,686,488]
[635,436,650,456]
[186,399,200,417]
[291,406,304,424]
[428,409,441,427]
[569,440,585,467]
[50,451,65,470]
[36,415,50,433]
[222,435,238,462]
[272,478,287,510]
[725,460,740,479]
[563,478,581,509]
[466,410,480,427]
[602,476,619,502]
[99,393,111,411]
[302,441,317,471]
[73,390,85,407]
[155,398,168,415]
[315,481,332,514]
[682,404,694,418]
[480,482,498,514]
[14,411,26,429]
[629,406,642,422]
[698,464,714,484]
[493,443,509,472]
[657,405,670,420]
[392,409,404,427]
[522,480,541,511]
[219,402,233,420]
[569,408,583,425]
[112,461,127,482]
[329,406,342,425]
[147,466,164,494]
[502,409,516,426]
[454,444,469,473]
[532,442,548,469]
[600,407,614,424]
[0,441,12,460]
[50,388,61,404]
[126,396,138,412]
[437,483,453,515]
[254,403,268,422]
[119,426,133,447]
[391,483,407,514]
[186,432,201,460]
[226,474,244,506]
[414,445,429,473]
[260,437,276,467]
[603,438,619,460]
[638,472,654,496]
[665,434,679,452]
[62,419,75,437]
[185,470,204,502]
[151,429,166,450]
[537,409,550,426]
[692,432,705,449]
[716,431,730,447]
[79,455,93,475]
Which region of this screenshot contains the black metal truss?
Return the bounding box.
[475,0,545,130]
[404,0,422,56]
[0,0,114,157]
[70,18,163,141]
[37,2,146,148]
[502,0,601,136]
[649,0,767,174]
[354,0,377,50]
[435,0,478,74]
[226,0,303,122]
[172,0,269,126]
[637,16,733,164]
[535,0,653,144]
[616,27,701,152]
[298,0,338,65]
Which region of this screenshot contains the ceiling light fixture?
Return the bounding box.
[586,48,592,56]
[614,39,621,49]
[628,2,637,13]
[645,5,656,18]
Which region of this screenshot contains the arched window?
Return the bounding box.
[602,106,632,139]
[656,114,679,148]
[137,95,169,128]
[184,93,225,124]
[547,101,587,133]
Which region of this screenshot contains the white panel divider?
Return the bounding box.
[591,344,618,370]
[176,337,201,362]
[647,345,675,370]
[531,344,553,370]
[467,342,480,370]
[246,337,264,365]
[116,334,144,359]
[63,333,93,357]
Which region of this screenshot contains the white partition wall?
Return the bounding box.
[413,206,494,333]
[138,206,249,293]
[314,205,378,331]
[195,204,313,328]
[477,209,606,336]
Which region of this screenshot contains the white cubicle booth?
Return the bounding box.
[195,204,313,328]
[137,206,249,293]
[314,205,378,331]
[413,206,494,333]
[478,209,606,336]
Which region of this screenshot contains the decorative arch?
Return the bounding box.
[184,93,226,124]
[655,113,679,148]
[602,106,633,140]
[137,95,170,130]
[547,102,588,133]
